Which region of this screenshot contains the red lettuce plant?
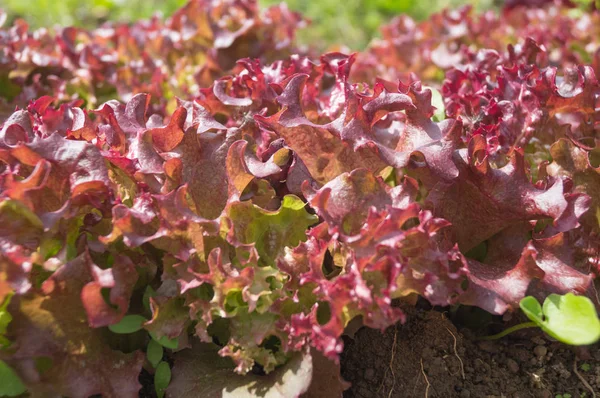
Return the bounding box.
[0,0,303,120]
[0,0,599,396]
[353,0,600,84]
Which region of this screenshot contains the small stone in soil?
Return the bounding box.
[531,336,546,345]
[534,345,548,358]
[460,390,471,398]
[507,358,519,373]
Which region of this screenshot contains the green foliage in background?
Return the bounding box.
[261,0,496,50]
[2,0,186,28]
[2,0,494,50]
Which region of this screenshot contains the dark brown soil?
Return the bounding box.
[139,367,156,398]
[340,306,600,398]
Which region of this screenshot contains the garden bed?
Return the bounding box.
[342,304,600,398]
[1,1,600,397]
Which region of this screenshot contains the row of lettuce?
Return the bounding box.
[0,0,599,396]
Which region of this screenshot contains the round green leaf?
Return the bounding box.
[147,339,163,369]
[540,293,600,345]
[108,315,147,334]
[155,361,172,398]
[0,359,26,397]
[150,332,179,349]
[519,296,544,324]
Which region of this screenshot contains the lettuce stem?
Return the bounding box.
[479,322,538,341]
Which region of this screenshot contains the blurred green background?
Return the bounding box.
[1,0,496,50]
